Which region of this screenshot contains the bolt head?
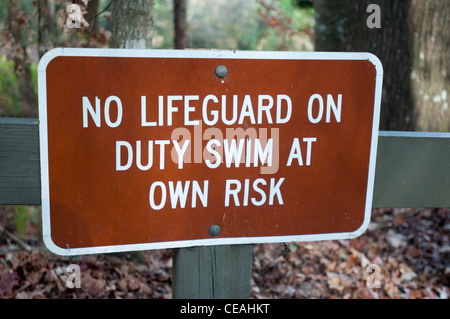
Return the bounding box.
[215,65,228,78]
[208,224,221,237]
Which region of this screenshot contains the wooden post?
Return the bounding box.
[172,245,253,299]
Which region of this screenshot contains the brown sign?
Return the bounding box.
[38,49,382,255]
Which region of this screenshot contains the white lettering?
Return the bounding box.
[224,178,285,207]
[172,140,190,169]
[82,96,100,127]
[149,180,209,210]
[139,94,294,126]
[251,178,267,206]
[286,137,317,166]
[258,95,273,124]
[104,96,122,128]
[286,138,303,166]
[167,95,182,126]
[225,179,241,207]
[326,94,342,123]
[168,180,190,209]
[149,181,166,210]
[184,95,200,125]
[308,93,323,123]
[116,141,133,171]
[191,180,209,208]
[303,137,317,166]
[276,94,292,124]
[136,140,153,170]
[205,139,222,169]
[238,95,256,124]
[155,140,170,169]
[141,96,157,127]
[269,177,285,205]
[253,138,272,167]
[223,139,245,168]
[203,94,219,125]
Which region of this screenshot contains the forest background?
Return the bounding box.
[0,0,448,299]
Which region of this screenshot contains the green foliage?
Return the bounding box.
[30,62,38,98]
[0,56,21,116]
[14,205,27,235]
[256,0,314,51]
[188,0,264,50]
[153,0,175,48]
[13,205,40,236]
[152,0,314,51]
[0,57,38,117]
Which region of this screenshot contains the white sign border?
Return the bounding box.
[38,48,383,256]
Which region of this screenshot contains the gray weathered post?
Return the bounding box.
[172,245,253,298]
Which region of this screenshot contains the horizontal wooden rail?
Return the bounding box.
[373,131,449,207]
[0,118,40,205]
[0,117,449,207]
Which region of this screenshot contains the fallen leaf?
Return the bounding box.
[386,230,406,248]
[0,269,18,297]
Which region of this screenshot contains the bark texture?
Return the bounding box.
[174,0,188,49]
[8,0,37,117]
[314,0,449,132]
[110,0,154,49]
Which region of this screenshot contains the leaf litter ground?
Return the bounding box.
[0,207,448,299]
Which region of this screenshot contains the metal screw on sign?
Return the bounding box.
[208,224,221,237]
[215,65,228,78]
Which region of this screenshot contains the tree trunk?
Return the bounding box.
[314,0,449,132]
[85,0,100,37]
[38,0,53,59]
[409,1,449,132]
[8,0,37,118]
[110,0,154,49]
[174,0,188,49]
